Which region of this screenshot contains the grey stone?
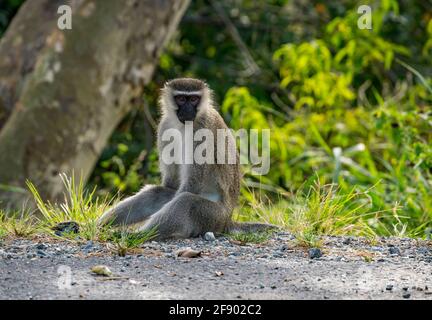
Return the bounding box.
[389,247,400,255]
[35,243,47,250]
[308,248,322,259]
[204,232,216,241]
[36,250,46,257]
[343,238,352,245]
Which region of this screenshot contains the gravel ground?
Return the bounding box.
[1,232,431,300]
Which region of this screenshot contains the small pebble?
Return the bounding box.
[52,221,80,235]
[403,292,411,299]
[279,245,288,251]
[418,247,429,255]
[204,232,216,241]
[91,265,113,277]
[35,243,47,250]
[36,250,46,257]
[82,241,94,251]
[308,248,322,259]
[176,248,201,258]
[228,252,240,257]
[386,284,393,291]
[388,247,400,255]
[343,238,351,245]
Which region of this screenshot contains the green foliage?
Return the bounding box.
[236,178,380,247]
[107,229,158,256]
[228,230,272,244]
[0,209,38,238]
[0,0,24,36]
[423,19,432,56]
[274,40,355,109]
[221,1,431,237]
[0,175,157,255]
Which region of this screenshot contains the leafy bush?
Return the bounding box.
[222,1,431,237]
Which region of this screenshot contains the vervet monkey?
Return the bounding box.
[98,78,275,239]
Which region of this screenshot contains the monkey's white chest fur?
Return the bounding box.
[175,122,221,203]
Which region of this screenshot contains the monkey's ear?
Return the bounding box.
[201,79,209,87]
[164,79,178,87]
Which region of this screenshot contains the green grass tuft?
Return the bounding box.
[0,172,426,249]
[228,231,272,244]
[27,173,114,241]
[236,178,389,247]
[0,209,39,238]
[107,228,158,256]
[0,174,158,254]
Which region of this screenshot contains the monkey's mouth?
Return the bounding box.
[177,107,197,123]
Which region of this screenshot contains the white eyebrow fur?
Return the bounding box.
[172,90,202,95]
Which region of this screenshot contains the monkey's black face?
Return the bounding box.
[174,94,201,123]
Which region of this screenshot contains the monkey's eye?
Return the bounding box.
[175,95,187,105]
[189,95,200,105]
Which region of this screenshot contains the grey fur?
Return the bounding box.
[98,78,276,240]
[165,78,207,92]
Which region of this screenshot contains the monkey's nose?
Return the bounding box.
[177,105,197,123]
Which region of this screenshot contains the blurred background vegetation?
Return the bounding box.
[1,0,431,239]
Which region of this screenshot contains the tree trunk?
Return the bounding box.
[0,0,190,210]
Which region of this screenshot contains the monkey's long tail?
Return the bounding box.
[227,221,279,233]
